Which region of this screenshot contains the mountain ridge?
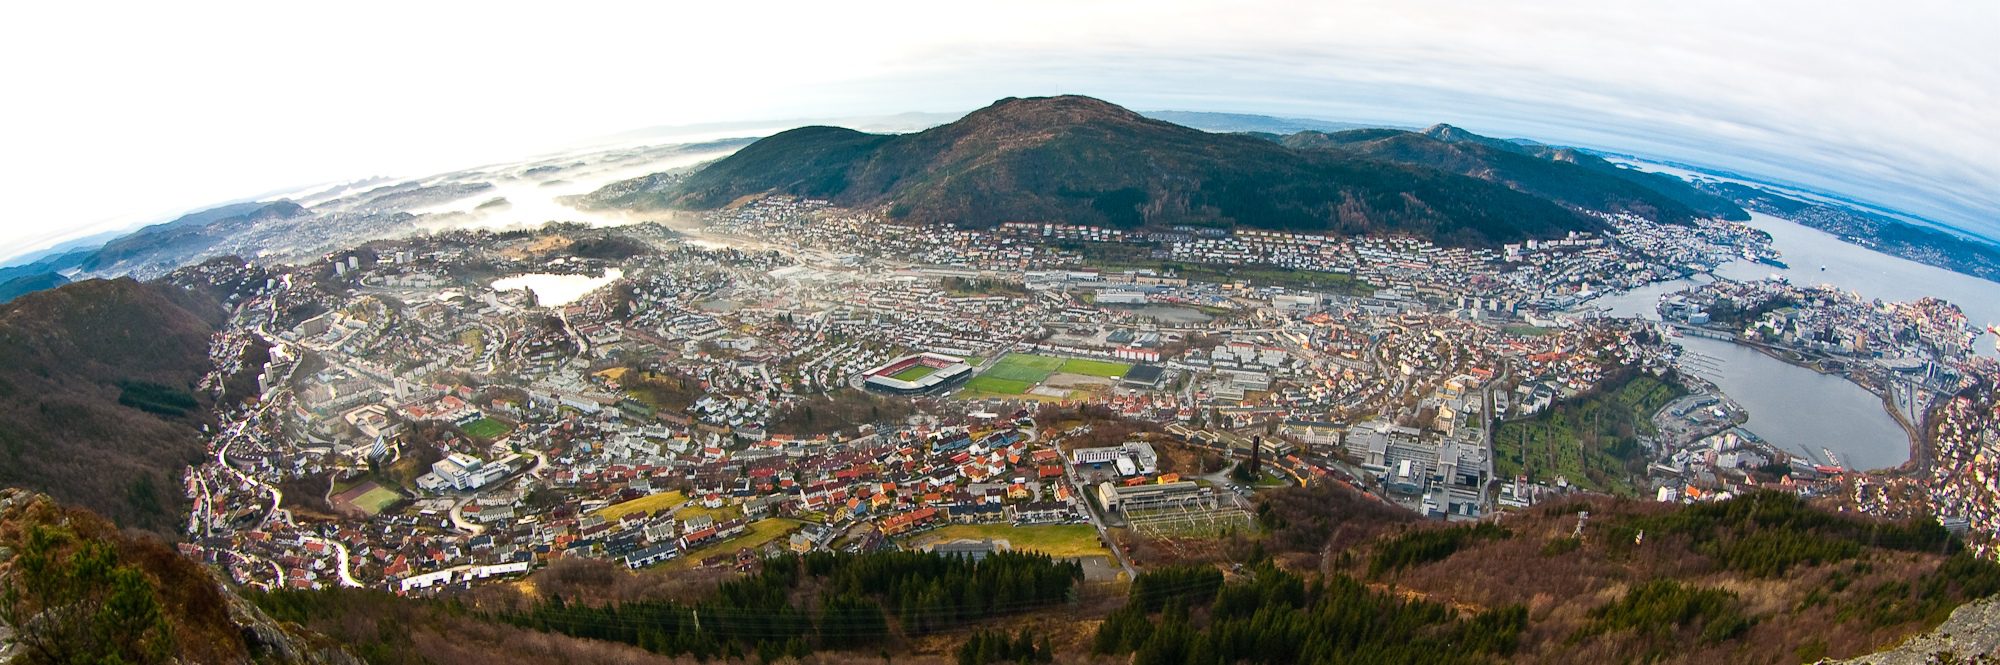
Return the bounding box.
[1279,126,1745,224]
[595,95,1607,247]
[0,277,225,531]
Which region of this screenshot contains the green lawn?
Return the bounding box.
[889,363,940,381]
[591,490,688,521]
[906,523,1109,558]
[982,354,1065,383]
[1494,374,1685,495]
[664,518,804,569]
[352,486,402,515]
[1058,358,1132,378]
[461,418,511,440]
[959,353,1120,396]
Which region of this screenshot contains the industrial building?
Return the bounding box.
[1097,480,1210,513]
[416,453,511,492]
[1070,441,1159,476]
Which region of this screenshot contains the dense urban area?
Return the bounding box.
[151,194,2000,606]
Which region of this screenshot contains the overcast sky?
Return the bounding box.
[1,0,1995,261]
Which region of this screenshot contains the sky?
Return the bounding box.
[1,0,1995,262]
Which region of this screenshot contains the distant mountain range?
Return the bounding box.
[9,96,1993,301]
[0,200,310,303]
[590,95,1635,246]
[1140,110,1393,135]
[584,95,1758,247]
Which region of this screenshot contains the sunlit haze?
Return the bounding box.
[2,0,1994,260]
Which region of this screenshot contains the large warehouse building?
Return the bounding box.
[861,352,975,395]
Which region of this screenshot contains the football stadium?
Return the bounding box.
[861,352,975,394]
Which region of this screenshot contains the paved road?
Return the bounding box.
[1045,430,1138,580]
[449,498,488,535]
[300,534,362,588]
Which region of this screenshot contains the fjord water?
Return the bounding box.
[1583,212,2000,471]
[1675,334,1912,470]
[1717,213,2000,359]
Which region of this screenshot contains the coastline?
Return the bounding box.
[1728,331,1926,474]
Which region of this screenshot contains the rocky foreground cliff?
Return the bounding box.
[0,488,360,665]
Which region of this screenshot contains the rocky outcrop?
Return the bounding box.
[226,584,368,665]
[1830,595,2000,665]
[0,487,360,665]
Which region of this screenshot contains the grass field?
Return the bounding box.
[591,490,687,521]
[889,363,940,381]
[958,353,1128,397]
[332,480,402,516]
[1058,358,1132,378]
[982,354,1065,382]
[907,523,1110,558]
[458,329,484,357]
[460,418,512,440]
[353,486,402,515]
[664,518,804,569]
[1495,374,1684,495]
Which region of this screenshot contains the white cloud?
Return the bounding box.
[1,0,1994,259]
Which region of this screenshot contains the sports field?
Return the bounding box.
[354,486,401,514]
[907,523,1109,558]
[982,354,1066,382]
[333,480,402,516]
[959,353,1133,396]
[1058,358,1132,378]
[591,490,687,521]
[889,363,940,381]
[461,418,512,440]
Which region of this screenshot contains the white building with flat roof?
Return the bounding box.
[417,453,510,492]
[1070,441,1159,476]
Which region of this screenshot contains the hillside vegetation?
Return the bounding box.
[0,488,358,664]
[5,480,1987,664]
[0,278,223,531]
[1495,371,1685,495]
[1282,125,1746,224]
[1257,486,2000,664]
[589,95,1605,247]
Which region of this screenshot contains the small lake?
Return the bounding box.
[490,268,624,307]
